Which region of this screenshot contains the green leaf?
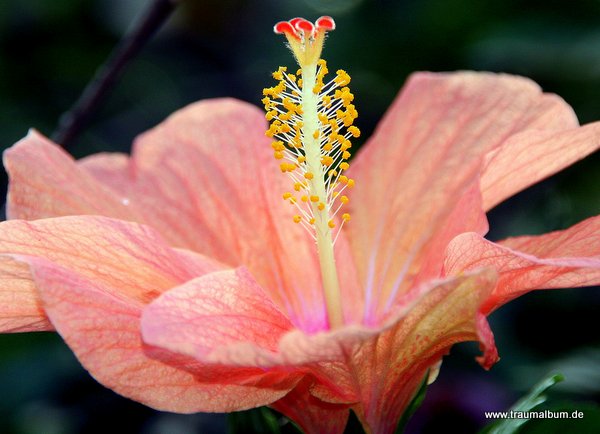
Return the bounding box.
[518,402,600,434]
[394,372,429,434]
[480,372,564,434]
[228,407,290,434]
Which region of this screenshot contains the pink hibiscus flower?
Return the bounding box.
[1,16,599,434]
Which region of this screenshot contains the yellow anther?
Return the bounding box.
[339,175,348,184]
[322,95,332,107]
[282,192,293,200]
[265,125,277,138]
[301,195,309,202]
[293,215,302,223]
[340,140,352,151]
[328,219,336,228]
[294,182,303,191]
[310,195,319,202]
[309,218,315,224]
[271,141,284,151]
[272,66,287,80]
[340,195,349,204]
[289,197,297,204]
[342,213,351,222]
[321,156,334,166]
[297,155,306,164]
[347,179,355,188]
[318,59,327,67]
[323,142,333,151]
[318,113,329,123]
[313,130,320,139]
[328,169,338,177]
[342,151,351,159]
[348,126,360,138]
[280,124,291,134]
[274,151,284,159]
[282,97,294,111]
[298,78,303,87]
[329,120,339,133]
[304,172,314,180]
[318,202,326,211]
[288,74,296,82]
[334,69,351,86]
[313,84,323,94]
[339,162,350,170]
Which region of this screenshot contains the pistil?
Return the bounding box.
[264,16,358,329]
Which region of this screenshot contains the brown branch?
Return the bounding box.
[52,0,179,148]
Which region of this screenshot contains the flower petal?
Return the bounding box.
[481,122,600,210]
[0,216,221,333]
[0,256,51,332]
[344,269,497,434]
[23,257,297,412]
[444,216,600,314]
[141,267,295,363]
[3,130,136,220]
[346,72,577,322]
[271,378,350,434]
[142,263,497,434]
[5,100,334,331]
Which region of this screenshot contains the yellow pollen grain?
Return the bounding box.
[271,141,285,151]
[348,126,360,137]
[321,156,334,166]
[313,130,320,139]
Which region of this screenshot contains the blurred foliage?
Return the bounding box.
[0,0,599,433]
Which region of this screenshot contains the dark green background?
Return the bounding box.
[0,1,599,433]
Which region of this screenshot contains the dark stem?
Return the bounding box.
[52,0,179,148]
